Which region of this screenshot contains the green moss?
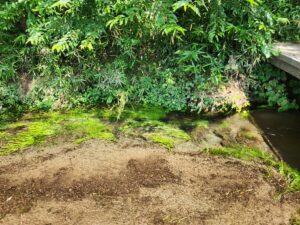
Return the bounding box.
[0,110,115,155]
[203,146,273,162]
[291,219,300,225]
[142,122,190,149]
[240,110,250,119]
[203,146,300,193]
[119,115,191,149]
[123,106,167,121]
[239,130,257,140]
[65,116,115,143]
[97,106,167,122]
[119,119,161,134]
[219,121,230,129]
[0,131,7,138]
[0,107,169,154]
[119,119,141,134]
[7,123,26,129]
[290,217,300,225]
[74,132,115,144]
[146,133,175,150]
[96,108,119,121]
[194,120,209,129]
[163,126,191,141]
[49,111,116,143]
[0,121,61,155]
[277,161,300,192]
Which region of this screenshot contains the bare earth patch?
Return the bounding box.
[0,138,298,225]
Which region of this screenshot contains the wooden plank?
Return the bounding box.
[270,42,300,79]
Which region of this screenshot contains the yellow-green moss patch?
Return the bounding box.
[97,106,167,122]
[218,121,230,129]
[193,120,209,129]
[146,133,175,150]
[0,120,61,155]
[123,106,167,121]
[64,115,116,143]
[119,118,191,150]
[145,124,191,150]
[240,110,250,119]
[239,130,258,140]
[0,111,115,155]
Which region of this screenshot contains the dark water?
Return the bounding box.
[251,110,300,170]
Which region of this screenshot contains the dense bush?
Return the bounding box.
[249,64,299,111]
[0,0,299,114]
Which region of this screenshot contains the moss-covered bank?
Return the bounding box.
[0,111,115,155]
[0,107,281,154]
[204,146,300,193]
[1,107,300,195]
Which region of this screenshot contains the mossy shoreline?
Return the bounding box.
[1,107,300,195]
[204,146,300,193]
[0,107,209,154]
[0,110,116,155]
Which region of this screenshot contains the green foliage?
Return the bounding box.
[250,64,299,111]
[0,0,299,113]
[0,83,24,114]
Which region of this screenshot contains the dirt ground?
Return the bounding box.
[0,137,299,225]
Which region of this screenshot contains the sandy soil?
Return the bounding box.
[0,137,299,225]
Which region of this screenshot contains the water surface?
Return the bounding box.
[251,110,300,170]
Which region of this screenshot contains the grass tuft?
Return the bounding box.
[204,146,273,162]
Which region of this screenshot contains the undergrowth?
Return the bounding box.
[0,0,299,114]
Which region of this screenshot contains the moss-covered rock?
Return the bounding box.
[190,119,210,142]
[119,117,191,150]
[144,124,191,150]
[146,133,175,150]
[238,130,258,140]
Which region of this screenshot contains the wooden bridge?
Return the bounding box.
[270,42,300,79]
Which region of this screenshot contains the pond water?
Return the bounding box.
[251,110,300,170]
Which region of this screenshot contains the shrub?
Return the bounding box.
[0,0,299,113]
